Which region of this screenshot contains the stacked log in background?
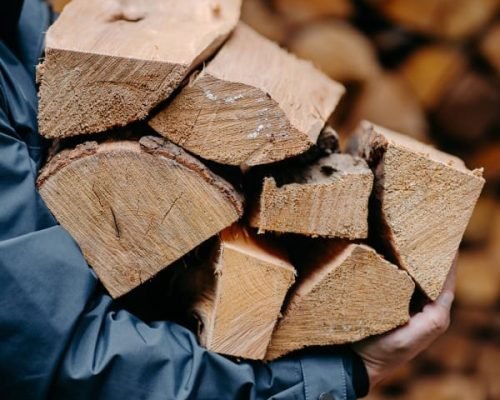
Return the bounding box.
[43,0,498,396]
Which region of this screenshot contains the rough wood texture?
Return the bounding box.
[189,225,296,359]
[273,0,353,22]
[37,136,244,298]
[249,154,373,239]
[241,0,288,44]
[266,243,414,360]
[149,23,344,167]
[341,74,429,143]
[480,23,500,73]
[349,122,485,300]
[374,0,499,39]
[399,45,467,110]
[38,0,241,139]
[288,21,381,83]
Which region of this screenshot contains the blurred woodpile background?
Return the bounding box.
[48,0,499,398]
[240,0,500,398]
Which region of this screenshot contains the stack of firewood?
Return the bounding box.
[39,0,486,363]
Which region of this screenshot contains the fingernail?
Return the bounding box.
[436,292,454,308]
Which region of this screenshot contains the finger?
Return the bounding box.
[441,252,458,294]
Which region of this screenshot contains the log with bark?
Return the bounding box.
[37,137,244,298]
[38,0,242,139]
[349,122,485,300]
[266,242,415,360]
[149,23,344,167]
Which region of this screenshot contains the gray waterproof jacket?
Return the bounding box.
[0,1,368,399]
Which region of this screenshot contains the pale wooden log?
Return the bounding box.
[288,21,381,83]
[266,243,414,360]
[341,74,429,143]
[241,0,288,44]
[408,375,486,400]
[480,23,500,74]
[149,23,344,167]
[456,251,499,308]
[37,136,244,298]
[38,0,241,139]
[249,153,373,239]
[399,45,467,110]
[186,224,296,359]
[349,122,485,300]
[273,0,353,23]
[374,0,499,40]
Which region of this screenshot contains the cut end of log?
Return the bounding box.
[250,153,373,239]
[38,0,242,139]
[37,137,243,298]
[192,224,296,359]
[349,121,485,300]
[266,243,414,360]
[149,23,344,167]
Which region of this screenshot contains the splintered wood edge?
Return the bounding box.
[37,136,244,216]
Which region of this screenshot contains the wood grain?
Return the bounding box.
[149,23,344,167]
[349,121,485,300]
[39,0,241,138]
[37,136,243,298]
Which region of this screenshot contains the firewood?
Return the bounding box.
[249,153,373,239]
[38,0,242,139]
[399,45,467,110]
[288,21,381,83]
[435,72,500,142]
[408,375,486,400]
[341,74,429,143]
[374,0,499,40]
[349,122,485,300]
[149,23,344,167]
[456,251,499,308]
[480,23,500,74]
[183,224,296,359]
[463,195,496,245]
[266,242,414,360]
[37,137,244,298]
[241,0,288,44]
[273,0,353,22]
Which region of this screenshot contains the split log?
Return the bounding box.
[480,23,500,74]
[273,0,353,22]
[374,0,499,40]
[38,0,242,139]
[434,72,500,143]
[149,23,344,167]
[349,122,485,300]
[183,224,296,359]
[399,45,467,110]
[266,242,414,360]
[455,251,499,308]
[288,21,381,84]
[241,0,288,44]
[341,74,429,143]
[37,136,244,298]
[249,153,373,239]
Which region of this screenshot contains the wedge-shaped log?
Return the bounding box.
[149,23,344,167]
[266,243,414,360]
[37,137,243,298]
[38,0,241,139]
[349,122,485,300]
[250,154,373,239]
[188,225,296,359]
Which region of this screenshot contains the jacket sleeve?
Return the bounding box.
[0,4,367,399]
